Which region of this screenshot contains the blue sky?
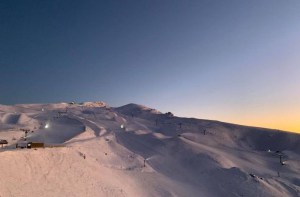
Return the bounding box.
[1,1,300,131]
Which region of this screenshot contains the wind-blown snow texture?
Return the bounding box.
[0,102,299,197]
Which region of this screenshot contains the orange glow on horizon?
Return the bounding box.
[189,105,300,134]
[199,115,300,134]
[230,120,300,134]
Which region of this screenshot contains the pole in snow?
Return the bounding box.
[144,157,151,167]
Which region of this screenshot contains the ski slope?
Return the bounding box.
[0,102,299,197]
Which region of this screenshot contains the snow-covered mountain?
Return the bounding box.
[0,102,299,197]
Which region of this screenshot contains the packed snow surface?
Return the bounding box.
[0,102,299,197]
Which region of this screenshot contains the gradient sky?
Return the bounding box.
[1,0,300,133]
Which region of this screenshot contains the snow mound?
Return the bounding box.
[0,113,36,125]
[115,103,162,118]
[1,113,21,124]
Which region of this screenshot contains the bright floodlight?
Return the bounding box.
[45,123,49,129]
[120,124,124,129]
